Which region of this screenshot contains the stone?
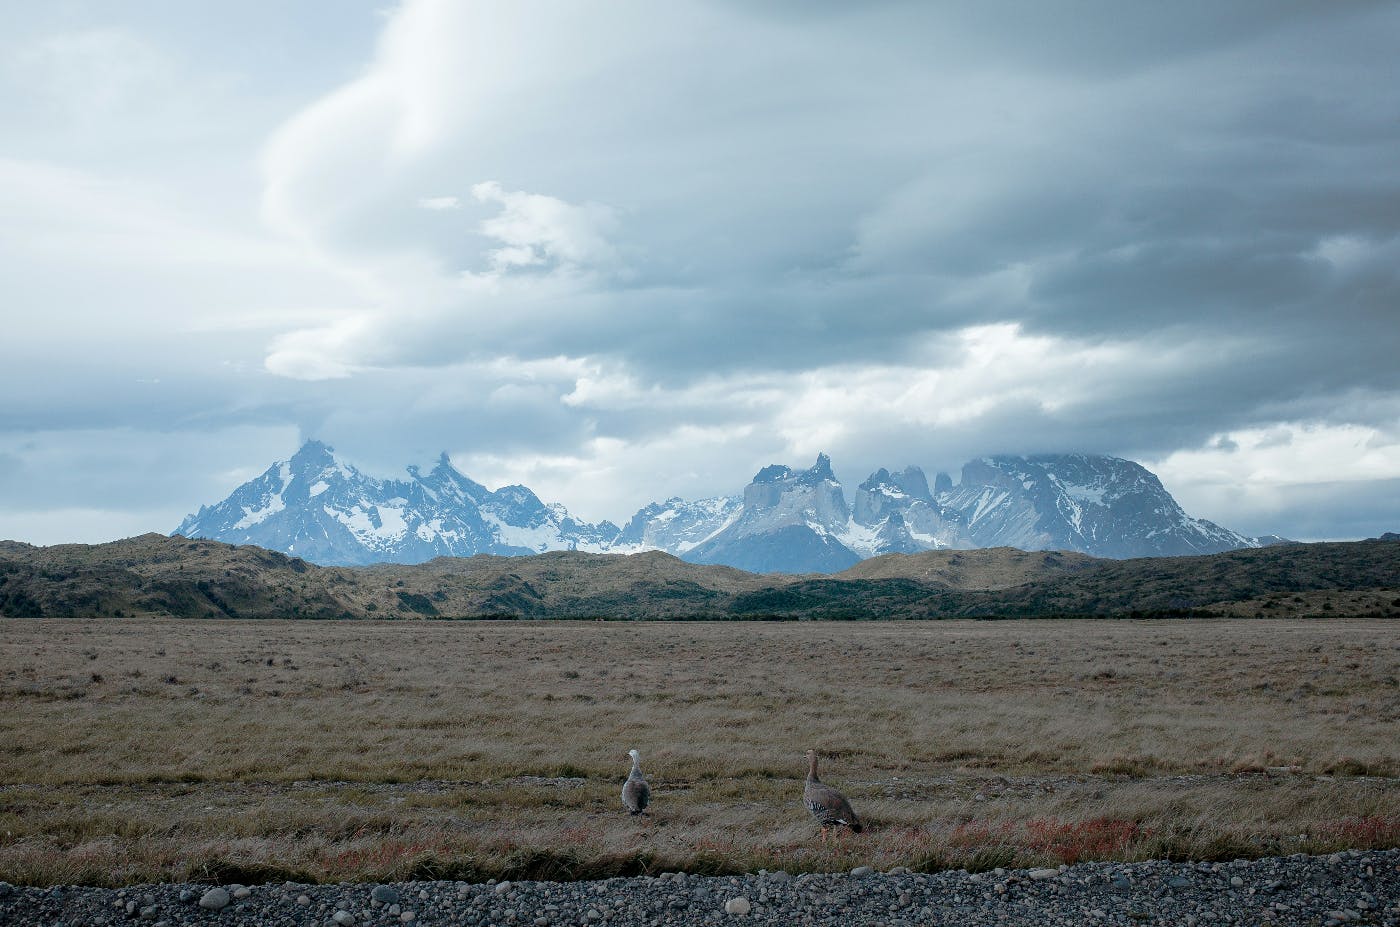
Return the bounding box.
[849,866,874,877]
[400,912,416,923]
[1167,877,1192,889]
[1028,869,1059,880]
[332,911,357,926]
[372,886,400,904]
[724,897,752,915]
[495,881,514,895]
[297,895,310,905]
[177,890,193,904]
[231,887,251,900]
[1230,875,1245,887]
[197,888,230,911]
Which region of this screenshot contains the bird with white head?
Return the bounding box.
[622,748,651,815]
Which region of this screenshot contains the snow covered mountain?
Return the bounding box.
[615,495,742,554]
[174,441,623,566]
[683,454,863,573]
[848,466,965,555]
[678,452,1260,572]
[176,443,1263,572]
[940,454,1256,558]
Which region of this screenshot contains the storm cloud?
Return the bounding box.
[2,0,1398,542]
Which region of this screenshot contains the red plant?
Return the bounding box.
[1024,817,1144,864]
[1320,816,1399,846]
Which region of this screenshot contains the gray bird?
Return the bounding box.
[622,748,651,815]
[803,750,862,839]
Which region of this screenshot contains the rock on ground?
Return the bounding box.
[0,850,1396,926]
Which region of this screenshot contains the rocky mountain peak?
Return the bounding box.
[752,464,794,484]
[805,452,836,482]
[859,468,893,491]
[289,439,336,469]
[177,445,1264,573]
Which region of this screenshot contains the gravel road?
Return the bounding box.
[2,849,1395,927]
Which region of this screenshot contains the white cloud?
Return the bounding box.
[454,426,758,523]
[470,180,618,274]
[1148,421,1400,524]
[264,316,372,380]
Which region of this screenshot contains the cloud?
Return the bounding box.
[238,0,1400,531]
[469,181,617,274]
[1147,421,1400,539]
[5,0,1400,541]
[0,424,301,544]
[9,28,176,127]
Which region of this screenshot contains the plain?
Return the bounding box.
[1,617,1396,886]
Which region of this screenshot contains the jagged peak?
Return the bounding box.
[859,468,894,491]
[858,465,931,502]
[493,483,542,502]
[752,452,838,488]
[893,465,932,501]
[290,439,336,466]
[753,464,794,484]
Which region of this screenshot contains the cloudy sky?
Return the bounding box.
[3,1,1399,544]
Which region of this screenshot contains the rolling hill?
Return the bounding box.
[2,534,1396,621]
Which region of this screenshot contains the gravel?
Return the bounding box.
[1,849,1395,926]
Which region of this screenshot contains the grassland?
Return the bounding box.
[4,534,1398,620]
[1,617,1396,886]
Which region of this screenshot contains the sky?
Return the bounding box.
[2,0,1399,545]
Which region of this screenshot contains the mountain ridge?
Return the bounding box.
[2,533,1394,621]
[173,441,1274,571]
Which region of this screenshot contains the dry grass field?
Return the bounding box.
[1,617,1396,886]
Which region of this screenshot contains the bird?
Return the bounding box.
[803,749,862,839]
[622,748,651,815]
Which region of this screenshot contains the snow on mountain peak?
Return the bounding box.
[176,446,1262,571]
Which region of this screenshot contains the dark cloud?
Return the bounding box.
[4,0,1399,540]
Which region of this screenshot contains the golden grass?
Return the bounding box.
[1,617,1396,885]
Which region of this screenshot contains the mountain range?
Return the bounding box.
[173,441,1273,571]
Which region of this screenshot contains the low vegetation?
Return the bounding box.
[1,618,1395,885]
[2,534,1399,620]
